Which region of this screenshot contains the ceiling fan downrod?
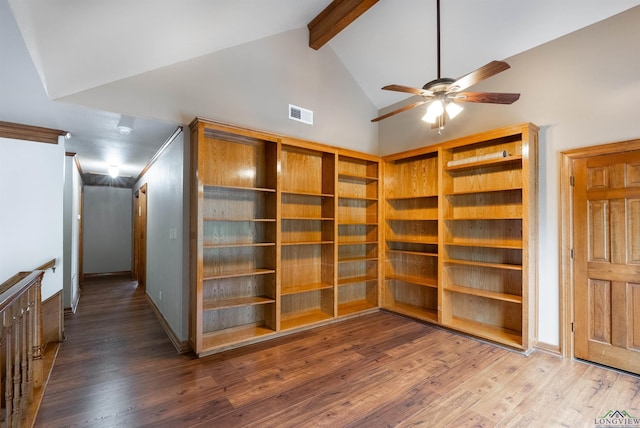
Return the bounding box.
[436,0,441,80]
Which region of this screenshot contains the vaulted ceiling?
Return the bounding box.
[3,0,639,178]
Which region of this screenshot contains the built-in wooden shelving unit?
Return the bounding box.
[439,123,538,350]
[382,147,440,325]
[336,154,381,317]
[189,119,381,356]
[190,119,538,355]
[381,123,538,350]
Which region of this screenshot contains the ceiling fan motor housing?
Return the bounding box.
[423,77,456,94]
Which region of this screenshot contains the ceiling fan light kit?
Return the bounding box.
[372,0,520,128]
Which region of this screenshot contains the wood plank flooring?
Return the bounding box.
[36,277,640,427]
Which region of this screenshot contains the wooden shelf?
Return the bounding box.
[204,184,276,193]
[385,274,437,288]
[203,242,275,249]
[280,309,333,330]
[337,256,378,263]
[338,240,378,246]
[445,317,523,349]
[384,302,437,324]
[387,249,438,257]
[203,296,276,311]
[338,275,377,286]
[444,259,522,271]
[281,282,334,295]
[281,240,334,246]
[201,324,275,350]
[338,173,378,182]
[445,187,522,196]
[444,154,523,172]
[445,284,522,304]
[445,242,522,250]
[203,268,275,281]
[338,221,378,225]
[444,215,522,220]
[281,190,334,198]
[338,300,377,316]
[282,217,334,221]
[386,194,438,200]
[386,238,438,245]
[385,217,438,221]
[338,195,378,201]
[386,218,437,222]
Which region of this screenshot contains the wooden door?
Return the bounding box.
[573,150,640,374]
[134,184,148,288]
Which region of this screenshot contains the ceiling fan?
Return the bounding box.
[371,0,520,126]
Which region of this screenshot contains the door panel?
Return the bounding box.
[574,150,640,374]
[588,279,610,344]
[629,199,640,263]
[587,200,609,262]
[631,283,640,349]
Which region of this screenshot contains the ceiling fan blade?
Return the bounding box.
[449,61,511,92]
[371,100,427,122]
[382,84,434,97]
[452,92,520,104]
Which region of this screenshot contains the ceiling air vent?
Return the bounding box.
[289,104,313,125]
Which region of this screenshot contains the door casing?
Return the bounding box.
[560,138,640,359]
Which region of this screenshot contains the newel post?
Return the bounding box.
[31,275,44,390]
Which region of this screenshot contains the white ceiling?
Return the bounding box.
[3,0,640,179]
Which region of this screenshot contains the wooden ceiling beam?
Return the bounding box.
[308,0,378,50]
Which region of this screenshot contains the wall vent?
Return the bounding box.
[289,104,313,125]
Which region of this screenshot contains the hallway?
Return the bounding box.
[35,276,195,426]
[36,276,640,427]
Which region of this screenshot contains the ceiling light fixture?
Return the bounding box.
[108,165,119,178]
[421,97,463,125]
[116,115,134,135]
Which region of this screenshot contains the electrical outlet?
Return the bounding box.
[159,291,162,301]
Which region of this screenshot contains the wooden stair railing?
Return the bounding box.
[0,268,46,427]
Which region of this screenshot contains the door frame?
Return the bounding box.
[560,137,640,359]
[133,183,148,287]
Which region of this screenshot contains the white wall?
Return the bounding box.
[0,136,64,300]
[63,154,82,310]
[83,185,132,274]
[134,130,189,341]
[378,7,640,348]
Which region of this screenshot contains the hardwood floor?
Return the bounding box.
[36,277,640,427]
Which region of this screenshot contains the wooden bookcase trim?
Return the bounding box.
[0,121,67,145]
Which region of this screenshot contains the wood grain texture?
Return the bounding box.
[308,0,379,50]
[0,120,66,144]
[36,276,640,426]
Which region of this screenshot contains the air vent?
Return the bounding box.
[289,104,313,125]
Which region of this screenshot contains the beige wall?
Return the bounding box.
[378,6,640,347]
[61,28,379,155]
